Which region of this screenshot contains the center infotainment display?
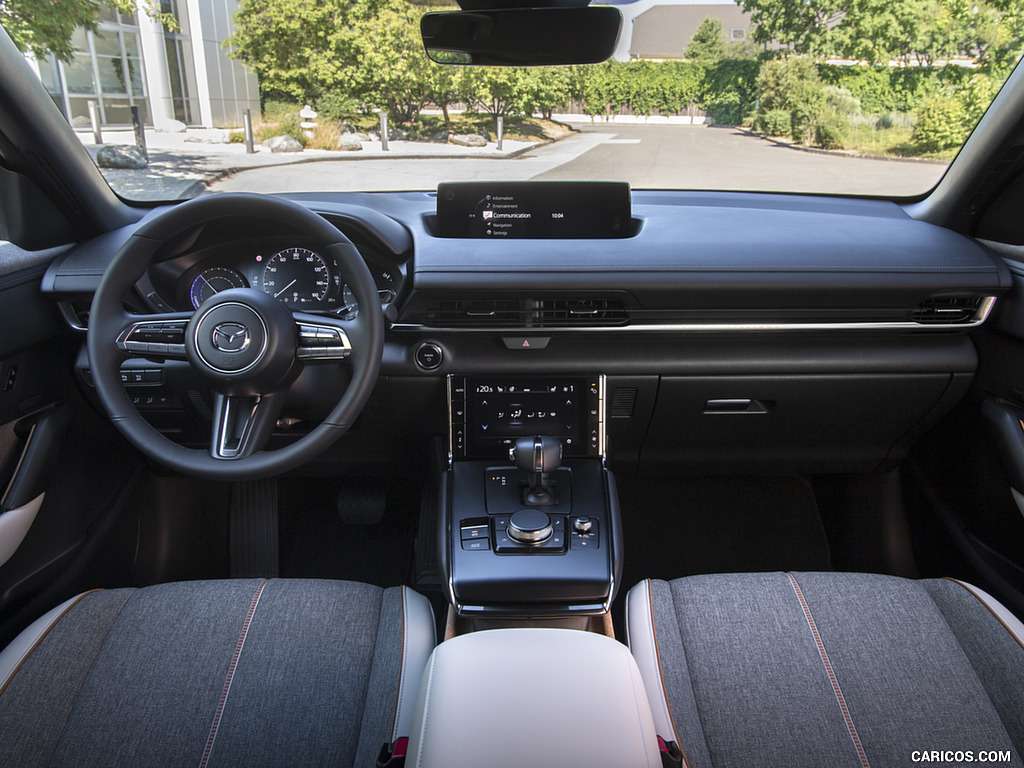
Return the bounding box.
[436,181,631,239]
[449,376,605,459]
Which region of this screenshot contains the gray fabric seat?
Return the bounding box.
[627,572,1024,768]
[0,578,435,768]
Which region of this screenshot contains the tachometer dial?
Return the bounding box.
[261,247,331,306]
[189,267,247,308]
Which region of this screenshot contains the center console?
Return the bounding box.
[440,375,622,616]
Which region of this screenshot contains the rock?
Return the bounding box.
[428,130,451,143]
[351,132,370,142]
[449,133,487,148]
[184,128,230,144]
[340,121,360,134]
[96,144,148,169]
[154,118,187,133]
[338,134,363,151]
[476,130,492,142]
[261,135,303,153]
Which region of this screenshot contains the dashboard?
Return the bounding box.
[39,187,1013,474]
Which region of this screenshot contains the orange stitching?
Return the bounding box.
[199,580,268,768]
[0,589,104,699]
[943,578,1024,652]
[650,581,690,768]
[787,574,871,768]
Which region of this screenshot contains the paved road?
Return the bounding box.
[210,123,946,197]
[533,124,945,196]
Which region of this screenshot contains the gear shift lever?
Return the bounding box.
[511,435,562,505]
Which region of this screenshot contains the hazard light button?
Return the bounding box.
[501,336,550,350]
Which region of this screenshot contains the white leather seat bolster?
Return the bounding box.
[0,591,92,692]
[949,578,1024,648]
[407,628,663,768]
[392,585,436,741]
[626,579,680,744]
[0,493,45,569]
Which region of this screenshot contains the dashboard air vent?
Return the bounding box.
[910,296,987,324]
[424,298,629,328]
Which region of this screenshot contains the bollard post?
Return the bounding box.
[88,100,102,145]
[130,105,147,160]
[380,113,389,152]
[243,109,255,154]
[497,115,504,151]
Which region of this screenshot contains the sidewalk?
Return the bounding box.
[79,127,541,200]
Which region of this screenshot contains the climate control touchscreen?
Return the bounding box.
[449,375,604,459]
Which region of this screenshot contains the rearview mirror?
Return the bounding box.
[420,7,622,66]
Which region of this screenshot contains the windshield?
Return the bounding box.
[8,0,1022,200]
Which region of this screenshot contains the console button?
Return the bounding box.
[462,538,490,551]
[461,524,488,540]
[501,336,550,350]
[415,343,443,370]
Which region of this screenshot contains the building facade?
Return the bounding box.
[25,0,258,129]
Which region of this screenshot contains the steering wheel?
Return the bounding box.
[87,193,384,481]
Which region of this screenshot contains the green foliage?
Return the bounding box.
[228,0,363,103]
[814,107,848,149]
[912,95,968,151]
[738,0,1021,65]
[3,0,175,61]
[757,108,791,136]
[314,92,361,122]
[911,75,999,151]
[702,58,760,124]
[350,0,436,122]
[686,17,726,62]
[756,56,820,113]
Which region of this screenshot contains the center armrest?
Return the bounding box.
[406,628,663,768]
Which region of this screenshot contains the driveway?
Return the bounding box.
[209,123,946,197]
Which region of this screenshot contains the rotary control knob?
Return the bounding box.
[507,508,553,544]
[573,516,593,533]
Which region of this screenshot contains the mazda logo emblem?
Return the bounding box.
[211,322,251,353]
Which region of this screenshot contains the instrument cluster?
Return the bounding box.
[145,238,402,320]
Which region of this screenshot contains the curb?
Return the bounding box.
[187,133,564,195]
[735,127,947,166]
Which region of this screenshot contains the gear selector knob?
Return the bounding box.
[511,436,562,505]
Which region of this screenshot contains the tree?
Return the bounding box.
[2,0,175,61]
[351,0,436,122]
[228,0,364,103]
[738,0,1012,65]
[686,17,726,62]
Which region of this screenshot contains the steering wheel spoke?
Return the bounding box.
[116,313,192,360]
[293,313,354,362]
[210,391,285,460]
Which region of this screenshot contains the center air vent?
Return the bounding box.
[910,296,991,324]
[425,298,629,328]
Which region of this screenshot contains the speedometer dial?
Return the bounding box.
[261,247,331,306]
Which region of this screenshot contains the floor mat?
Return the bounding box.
[278,477,419,587]
[616,474,832,594]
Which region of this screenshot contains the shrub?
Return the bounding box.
[789,81,825,145]
[912,96,968,152]
[757,56,820,113]
[315,93,361,122]
[823,85,860,118]
[814,108,848,150]
[876,111,914,130]
[757,108,791,136]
